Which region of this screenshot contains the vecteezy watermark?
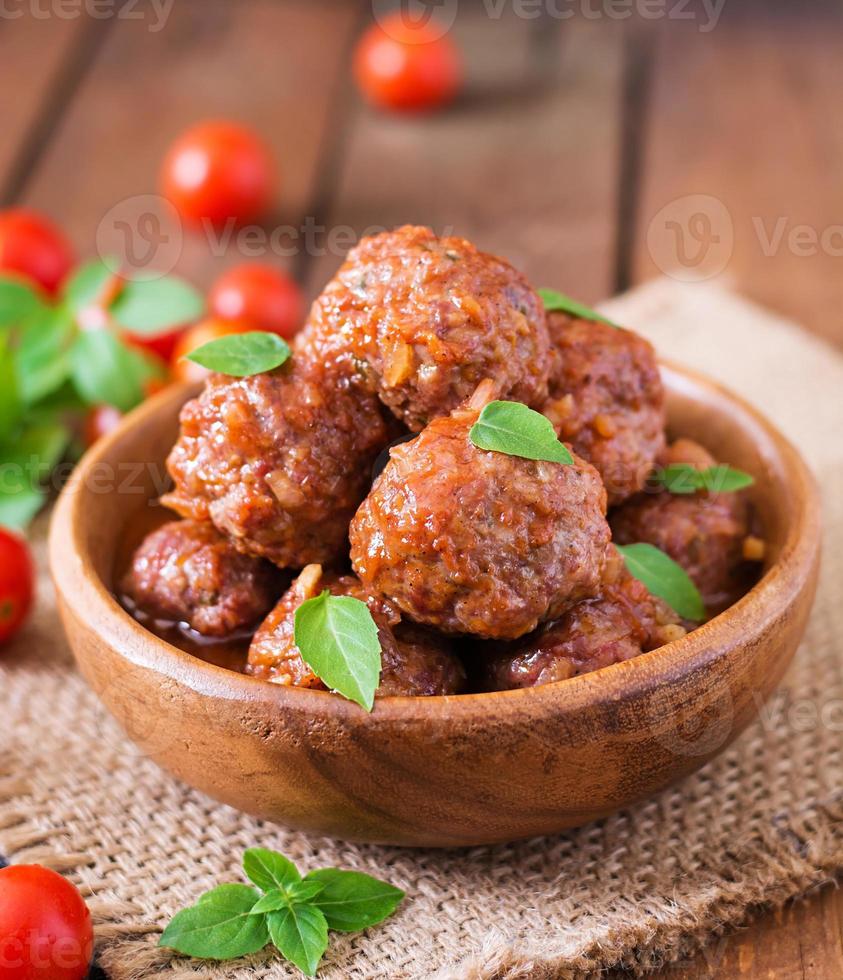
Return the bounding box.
[0,0,175,31]
[96,192,456,271]
[97,194,184,279]
[372,0,727,35]
[646,194,734,282]
[753,216,843,258]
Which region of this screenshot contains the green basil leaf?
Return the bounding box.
[158,883,268,960]
[0,334,22,440]
[70,330,162,412]
[698,465,755,493]
[0,276,44,328]
[538,287,618,327]
[293,591,382,711]
[62,259,118,315]
[469,400,573,464]
[0,487,45,530]
[110,275,204,336]
[653,463,754,495]
[243,848,300,892]
[186,331,291,377]
[251,881,324,916]
[266,904,328,977]
[305,869,405,933]
[14,306,76,406]
[616,543,706,622]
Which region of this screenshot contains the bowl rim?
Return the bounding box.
[49,360,822,726]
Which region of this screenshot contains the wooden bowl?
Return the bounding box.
[49,364,821,847]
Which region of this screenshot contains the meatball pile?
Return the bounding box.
[123,225,761,697]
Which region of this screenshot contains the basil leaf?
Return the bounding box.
[110,275,204,336]
[469,400,573,464]
[266,904,329,977]
[70,330,162,411]
[0,334,22,440]
[293,591,382,711]
[653,462,754,496]
[158,883,268,960]
[305,869,405,933]
[616,543,706,622]
[0,277,44,328]
[252,881,324,915]
[538,287,618,327]
[14,307,76,406]
[698,465,755,493]
[186,331,291,377]
[0,488,45,530]
[62,259,118,315]
[243,847,300,892]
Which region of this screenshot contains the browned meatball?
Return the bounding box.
[247,564,465,697]
[162,357,395,568]
[610,439,752,613]
[298,225,550,431]
[479,551,685,690]
[541,313,665,506]
[121,520,283,637]
[349,383,611,640]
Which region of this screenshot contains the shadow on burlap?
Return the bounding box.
[1,280,842,979]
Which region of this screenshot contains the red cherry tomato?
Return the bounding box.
[208,263,303,340]
[0,209,74,295]
[171,319,253,384]
[0,530,34,646]
[353,14,461,113]
[124,326,185,362]
[83,405,124,448]
[160,121,275,227]
[0,864,93,980]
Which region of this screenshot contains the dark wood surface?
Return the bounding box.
[2,0,841,975]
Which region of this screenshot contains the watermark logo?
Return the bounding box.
[372,0,459,38]
[0,0,175,32]
[647,193,734,282]
[96,194,183,279]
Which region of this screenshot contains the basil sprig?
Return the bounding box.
[538,287,619,327]
[653,463,755,495]
[293,591,382,710]
[159,847,404,975]
[469,400,573,464]
[0,260,204,530]
[617,543,705,622]
[186,330,291,377]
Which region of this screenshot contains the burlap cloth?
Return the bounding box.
[2,279,842,979]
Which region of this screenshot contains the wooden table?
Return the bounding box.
[2,0,840,975]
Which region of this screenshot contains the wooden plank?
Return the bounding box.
[0,13,95,200]
[306,9,624,302]
[17,0,362,288]
[632,0,843,349]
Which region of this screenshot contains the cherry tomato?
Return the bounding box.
[83,405,124,448]
[0,209,74,295]
[208,263,303,340]
[0,864,93,980]
[0,530,34,646]
[171,319,253,384]
[160,121,275,227]
[124,326,185,362]
[353,14,461,113]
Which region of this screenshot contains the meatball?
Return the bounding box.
[298,225,550,431]
[610,439,752,613]
[349,383,611,640]
[479,551,686,690]
[121,520,283,637]
[541,313,665,506]
[162,357,395,568]
[247,564,465,697]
